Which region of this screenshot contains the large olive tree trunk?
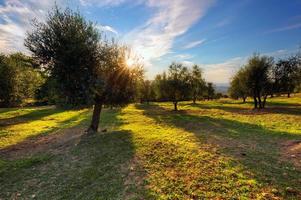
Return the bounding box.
[88,96,103,134]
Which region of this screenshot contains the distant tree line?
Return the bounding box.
[229,53,301,109]
[138,63,220,111]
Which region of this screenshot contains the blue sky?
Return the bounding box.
[0,0,301,84]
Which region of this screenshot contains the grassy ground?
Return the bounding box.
[0,95,301,199]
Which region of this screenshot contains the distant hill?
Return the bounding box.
[214,84,229,94]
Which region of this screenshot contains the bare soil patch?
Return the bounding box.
[281,140,301,168]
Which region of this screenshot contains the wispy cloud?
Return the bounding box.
[183,39,206,49]
[265,22,301,34]
[96,25,118,35]
[174,54,194,59]
[125,0,214,66]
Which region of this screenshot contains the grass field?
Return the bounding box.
[0,95,301,199]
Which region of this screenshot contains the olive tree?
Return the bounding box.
[25,7,142,133]
[189,65,205,104]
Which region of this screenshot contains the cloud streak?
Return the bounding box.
[265,22,301,34]
[183,39,206,49]
[125,0,214,66]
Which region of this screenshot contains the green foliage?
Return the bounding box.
[25,7,100,106]
[0,53,44,107]
[189,65,206,103]
[165,63,191,110]
[273,56,301,97]
[231,54,274,109]
[205,82,215,100]
[139,80,156,103]
[229,67,249,102]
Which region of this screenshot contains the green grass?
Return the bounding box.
[0,96,301,199]
[0,106,91,148]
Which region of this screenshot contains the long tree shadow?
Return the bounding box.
[0,106,67,128]
[189,102,301,116]
[0,109,91,155]
[136,103,301,197]
[0,108,150,199]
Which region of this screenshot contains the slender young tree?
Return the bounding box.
[165,62,191,111]
[229,67,249,103]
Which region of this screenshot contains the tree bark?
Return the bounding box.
[243,97,246,103]
[288,93,290,98]
[262,95,267,108]
[173,101,178,111]
[88,101,103,134]
[253,96,258,109]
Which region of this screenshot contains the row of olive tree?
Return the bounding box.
[139,63,216,111]
[0,53,44,107]
[229,53,301,109]
[25,7,143,133]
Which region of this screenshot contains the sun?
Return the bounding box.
[126,57,135,67]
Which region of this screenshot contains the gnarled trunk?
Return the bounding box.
[88,98,103,134]
[173,101,178,111]
[253,96,258,109]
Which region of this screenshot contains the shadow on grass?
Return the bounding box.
[189,102,301,116]
[136,103,301,197]
[0,109,91,154]
[0,106,67,128]
[0,108,150,199]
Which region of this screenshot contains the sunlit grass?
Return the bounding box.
[0,106,91,148]
[0,95,301,199]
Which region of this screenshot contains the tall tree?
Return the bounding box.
[25,7,99,106]
[25,7,142,133]
[189,65,205,104]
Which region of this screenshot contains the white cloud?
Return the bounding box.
[183,39,206,49]
[0,0,64,53]
[202,57,246,84]
[125,0,214,67]
[96,25,118,35]
[174,54,194,59]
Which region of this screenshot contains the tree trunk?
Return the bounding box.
[258,96,262,109]
[253,96,258,109]
[287,93,290,98]
[88,101,103,134]
[193,97,196,104]
[243,97,246,103]
[173,101,178,111]
[262,95,267,108]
